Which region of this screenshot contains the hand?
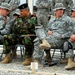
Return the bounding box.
[47,30,53,35]
[70,35,75,42]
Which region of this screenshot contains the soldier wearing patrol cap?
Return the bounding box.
[63,5,75,70]
[0,3,11,43]
[52,0,73,16]
[13,9,20,19]
[2,3,36,65]
[33,3,74,67]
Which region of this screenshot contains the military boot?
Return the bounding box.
[39,39,51,50]
[2,54,12,64]
[65,57,75,70]
[44,50,51,62]
[22,58,32,66]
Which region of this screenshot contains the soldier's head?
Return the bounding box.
[18,3,30,18]
[71,5,75,17]
[13,9,21,19]
[53,3,65,18]
[0,3,10,17]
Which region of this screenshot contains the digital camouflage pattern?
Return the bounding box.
[8,0,20,19]
[3,15,37,58]
[33,14,74,60]
[33,0,52,60]
[52,0,73,16]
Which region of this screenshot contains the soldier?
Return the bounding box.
[8,0,20,19]
[63,5,75,70]
[1,3,36,66]
[33,0,52,63]
[33,3,74,67]
[0,3,11,43]
[52,0,73,16]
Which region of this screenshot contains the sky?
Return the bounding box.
[20,0,37,5]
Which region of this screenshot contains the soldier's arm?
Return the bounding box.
[0,17,12,35]
[0,16,5,30]
[61,19,74,39]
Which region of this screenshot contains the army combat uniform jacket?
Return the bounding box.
[46,14,74,48]
[3,15,37,58]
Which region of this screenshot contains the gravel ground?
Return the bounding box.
[0,46,75,75]
[0,60,75,75]
[0,55,75,75]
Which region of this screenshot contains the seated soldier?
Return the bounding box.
[0,3,11,44]
[62,5,75,70]
[1,3,36,66]
[33,3,74,69]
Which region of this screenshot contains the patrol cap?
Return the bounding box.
[18,3,28,9]
[53,3,66,11]
[0,2,10,11]
[13,9,20,16]
[71,5,75,11]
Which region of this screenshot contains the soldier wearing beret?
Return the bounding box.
[2,3,36,66]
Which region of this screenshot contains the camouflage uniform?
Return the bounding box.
[0,0,14,5]
[0,3,11,43]
[3,15,36,59]
[64,5,75,70]
[33,0,52,61]
[8,0,20,19]
[52,0,73,16]
[33,3,74,63]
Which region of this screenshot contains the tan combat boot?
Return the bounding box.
[2,54,12,64]
[39,39,51,50]
[22,58,32,66]
[65,57,75,70]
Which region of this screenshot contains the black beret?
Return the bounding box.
[18,3,28,9]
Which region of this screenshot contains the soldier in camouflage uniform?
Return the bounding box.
[33,3,74,66]
[52,0,73,16]
[8,0,20,19]
[0,0,20,19]
[62,5,75,70]
[33,0,52,63]
[0,3,11,43]
[2,3,36,66]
